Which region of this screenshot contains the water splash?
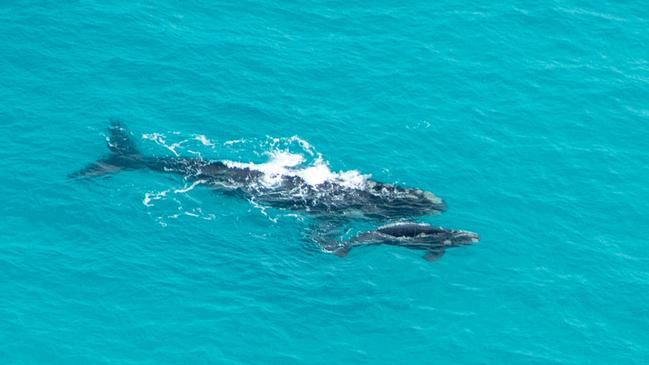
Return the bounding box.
[222,136,369,189]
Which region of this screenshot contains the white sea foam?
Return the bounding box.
[194,134,215,147]
[174,179,206,194]
[286,135,315,156]
[223,138,246,145]
[143,190,169,207]
[223,150,368,189]
[247,197,278,223]
[219,134,368,189]
[142,133,185,156]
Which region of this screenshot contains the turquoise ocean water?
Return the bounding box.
[1,1,648,364]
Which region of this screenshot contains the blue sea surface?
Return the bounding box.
[1,1,648,364]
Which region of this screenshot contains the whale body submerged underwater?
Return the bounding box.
[72,121,479,261]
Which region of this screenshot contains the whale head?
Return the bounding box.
[419,189,447,212]
[442,229,480,246]
[366,182,447,219]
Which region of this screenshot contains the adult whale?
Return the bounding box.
[72,121,478,259]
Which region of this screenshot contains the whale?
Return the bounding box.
[72,121,448,219]
[72,121,478,260]
[320,222,479,261]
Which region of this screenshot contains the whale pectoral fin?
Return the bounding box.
[423,249,445,261]
[306,216,352,256]
[310,216,349,237]
[334,244,351,257]
[69,121,142,179]
[320,242,351,257]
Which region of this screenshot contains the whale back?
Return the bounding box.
[377,222,445,237]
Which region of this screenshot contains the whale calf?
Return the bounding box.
[321,222,479,260]
[72,121,478,260]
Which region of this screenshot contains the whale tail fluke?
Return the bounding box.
[69,120,143,178]
[105,120,140,157]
